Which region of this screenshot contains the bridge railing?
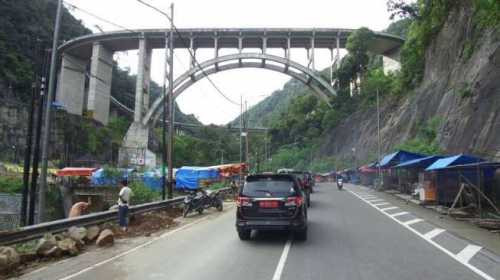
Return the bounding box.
[0,187,232,246]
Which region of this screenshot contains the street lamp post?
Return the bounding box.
[137,1,175,200]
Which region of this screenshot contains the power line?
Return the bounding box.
[63,1,135,32]
[65,1,237,108]
[136,0,241,106]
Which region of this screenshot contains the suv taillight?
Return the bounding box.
[236,196,252,207]
[285,196,303,207]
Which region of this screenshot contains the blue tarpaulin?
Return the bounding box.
[90,168,133,186]
[175,166,220,190]
[378,150,425,168]
[394,156,443,169]
[143,169,163,191]
[425,154,484,171]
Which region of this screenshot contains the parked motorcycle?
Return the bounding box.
[183,189,224,217]
[337,178,343,190]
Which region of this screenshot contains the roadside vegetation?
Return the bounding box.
[260,0,499,172]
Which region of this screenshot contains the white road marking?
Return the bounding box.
[347,187,494,280]
[361,195,377,199]
[423,228,445,240]
[456,245,483,264]
[56,216,211,280]
[390,212,409,217]
[272,237,293,280]
[366,199,384,203]
[372,202,390,206]
[380,206,398,211]
[403,218,423,226]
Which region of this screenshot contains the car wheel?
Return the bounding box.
[238,230,251,240]
[295,228,307,241]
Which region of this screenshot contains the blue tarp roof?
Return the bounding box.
[425,154,485,171]
[143,168,164,191]
[394,156,443,169]
[175,166,220,190]
[378,150,425,168]
[90,168,134,186]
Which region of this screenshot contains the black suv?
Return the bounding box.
[235,174,308,241]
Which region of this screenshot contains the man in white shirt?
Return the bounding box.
[118,179,132,231]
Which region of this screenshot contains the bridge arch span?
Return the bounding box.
[143,53,336,126]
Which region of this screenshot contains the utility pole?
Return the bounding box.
[38,0,63,223]
[161,29,168,201]
[21,81,36,226]
[29,76,46,225]
[245,101,249,171]
[377,89,382,188]
[239,95,243,185]
[167,3,175,199]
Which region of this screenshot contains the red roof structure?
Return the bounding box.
[56,167,98,177]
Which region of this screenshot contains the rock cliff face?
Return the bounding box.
[320,4,500,162]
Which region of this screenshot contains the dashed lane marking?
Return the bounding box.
[372,202,390,207]
[366,199,384,203]
[403,218,424,226]
[456,245,483,264]
[348,188,494,280]
[423,228,446,240]
[390,211,409,217]
[380,206,398,211]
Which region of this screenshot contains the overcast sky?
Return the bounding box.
[66,0,395,125]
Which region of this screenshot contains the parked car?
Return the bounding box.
[235,174,308,241]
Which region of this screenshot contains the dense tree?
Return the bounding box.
[0,0,90,99]
[387,0,420,20]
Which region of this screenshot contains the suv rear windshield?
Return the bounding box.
[242,177,297,198]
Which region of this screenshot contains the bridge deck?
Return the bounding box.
[60,28,404,59]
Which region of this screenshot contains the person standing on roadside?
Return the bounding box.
[118,179,132,232]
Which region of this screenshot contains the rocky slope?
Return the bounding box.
[319,3,500,162]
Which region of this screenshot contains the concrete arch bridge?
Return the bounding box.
[55,28,404,166]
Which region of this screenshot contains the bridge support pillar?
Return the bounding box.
[119,122,156,167]
[134,36,152,122]
[56,54,87,115]
[87,42,113,125]
[119,36,154,167]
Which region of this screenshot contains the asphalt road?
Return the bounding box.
[19,183,499,280]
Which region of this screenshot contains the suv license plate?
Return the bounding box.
[259,201,279,208]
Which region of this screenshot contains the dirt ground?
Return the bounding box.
[112,207,183,238]
[1,207,184,279]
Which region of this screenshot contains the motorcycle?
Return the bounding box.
[183,189,224,217]
[337,178,343,190]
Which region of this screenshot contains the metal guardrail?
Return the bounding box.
[0,187,232,246]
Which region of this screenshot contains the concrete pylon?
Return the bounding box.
[134,36,152,122]
[119,37,155,167]
[87,42,113,125]
[56,54,87,115]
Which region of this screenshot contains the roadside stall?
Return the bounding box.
[425,155,485,206]
[378,150,425,190]
[359,162,379,186]
[393,156,442,196]
[175,166,220,190]
[56,167,98,216]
